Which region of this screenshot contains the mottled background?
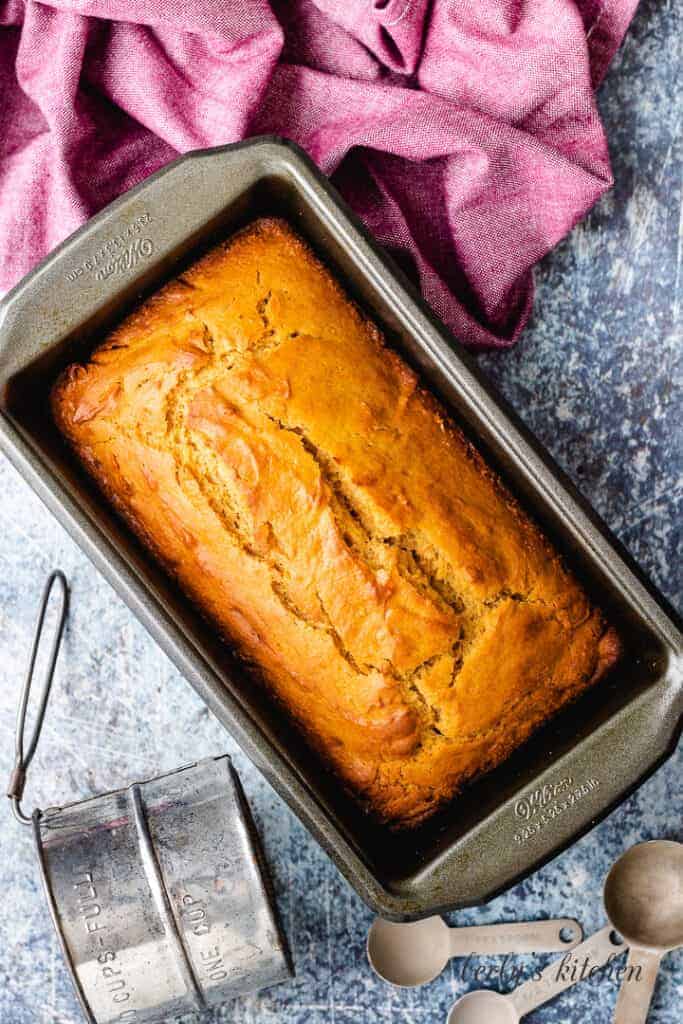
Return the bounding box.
[0,1,680,1021]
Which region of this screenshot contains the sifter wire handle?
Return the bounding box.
[7,570,69,825]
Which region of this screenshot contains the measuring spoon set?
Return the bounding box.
[367,840,683,1023]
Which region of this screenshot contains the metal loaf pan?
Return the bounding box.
[0,137,680,920]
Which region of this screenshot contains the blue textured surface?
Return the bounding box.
[0,2,680,1021]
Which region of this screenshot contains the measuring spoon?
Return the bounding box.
[604,840,683,1024]
[367,915,583,987]
[446,925,626,1023]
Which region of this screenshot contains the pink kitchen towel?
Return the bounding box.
[0,0,639,347]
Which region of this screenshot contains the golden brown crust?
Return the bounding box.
[51,217,620,828]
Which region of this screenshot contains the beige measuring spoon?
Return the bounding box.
[446,925,626,1023]
[604,840,683,1024]
[367,916,583,987]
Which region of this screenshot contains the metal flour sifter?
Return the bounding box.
[7,571,293,1023]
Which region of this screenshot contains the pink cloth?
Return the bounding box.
[0,1,638,347]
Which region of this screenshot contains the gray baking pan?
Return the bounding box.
[0,137,680,920]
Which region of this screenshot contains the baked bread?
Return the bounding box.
[52,218,619,828]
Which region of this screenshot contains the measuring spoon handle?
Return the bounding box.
[447,918,583,957]
[613,948,662,1024]
[508,925,626,1017]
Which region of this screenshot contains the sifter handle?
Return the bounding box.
[7,570,69,825]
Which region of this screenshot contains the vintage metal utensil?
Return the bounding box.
[7,571,292,1023]
[446,926,626,1023]
[367,915,583,986]
[604,840,683,1024]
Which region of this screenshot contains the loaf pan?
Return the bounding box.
[0,137,681,921]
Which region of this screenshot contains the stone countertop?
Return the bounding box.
[0,1,680,1021]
